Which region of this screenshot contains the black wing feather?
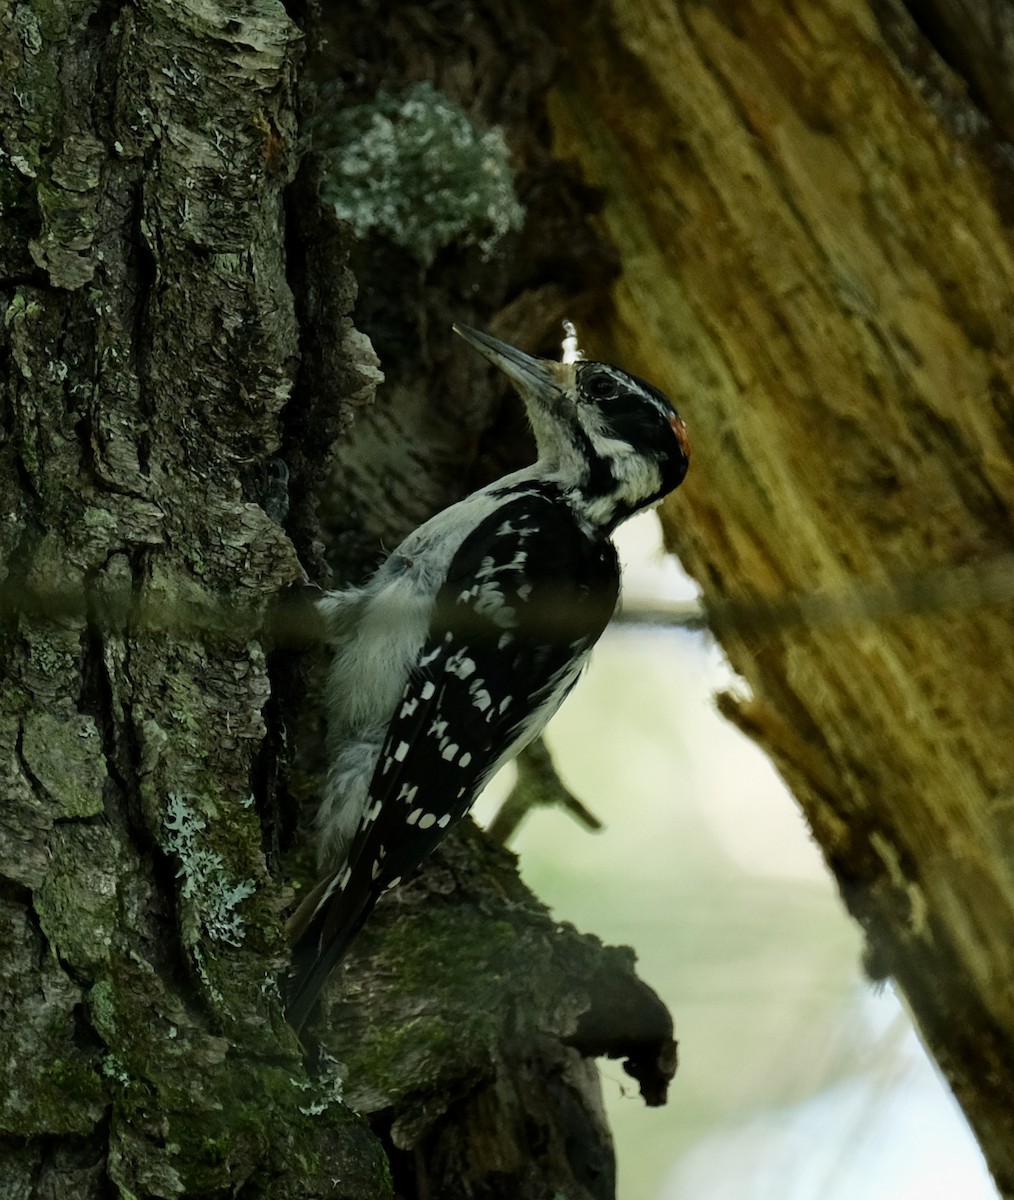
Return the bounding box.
[286,488,619,1027]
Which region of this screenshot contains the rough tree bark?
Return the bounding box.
[1,2,674,1199]
[534,0,1014,1195]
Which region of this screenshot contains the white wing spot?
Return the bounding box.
[338,866,352,891]
[446,652,476,680]
[437,814,451,829]
[418,813,437,830]
[407,808,422,825]
[421,681,436,701]
[398,783,418,804]
[499,696,512,713]
[394,741,409,762]
[371,859,382,881]
[459,751,472,768]
[363,799,382,825]
[441,742,459,761]
[384,876,401,891]
[400,697,419,719]
[497,633,513,650]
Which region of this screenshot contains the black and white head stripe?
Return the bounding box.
[449,326,690,523]
[577,362,688,462]
[541,361,690,530]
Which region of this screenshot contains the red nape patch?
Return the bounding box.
[670,413,691,459]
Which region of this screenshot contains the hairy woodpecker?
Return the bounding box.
[285,324,690,1029]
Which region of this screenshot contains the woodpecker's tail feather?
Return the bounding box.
[284,868,377,1032]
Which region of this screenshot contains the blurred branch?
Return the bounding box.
[487,738,603,845]
[621,553,1014,637]
[2,553,1014,647]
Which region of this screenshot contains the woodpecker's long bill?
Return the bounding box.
[285,324,690,1030]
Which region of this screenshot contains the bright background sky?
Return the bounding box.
[473,512,996,1200]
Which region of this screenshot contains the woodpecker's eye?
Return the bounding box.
[585,371,619,400]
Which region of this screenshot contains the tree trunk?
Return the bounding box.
[1,2,673,1198]
[535,0,1014,1193]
